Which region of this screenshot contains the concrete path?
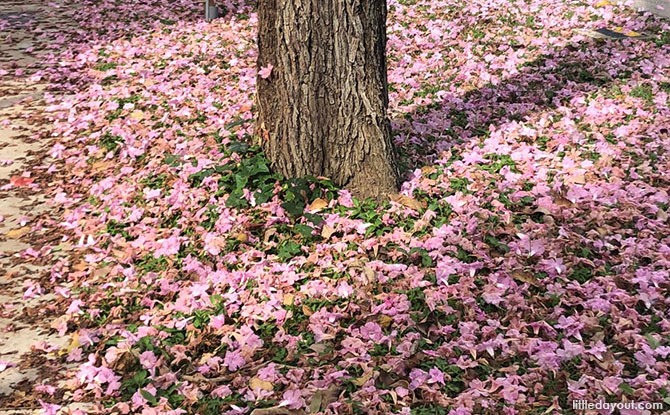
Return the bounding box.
[0,1,71,412]
[626,0,670,18]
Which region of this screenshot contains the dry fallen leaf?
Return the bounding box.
[390,194,425,211]
[362,267,376,284]
[263,228,277,244]
[420,165,437,175]
[309,385,341,414]
[302,304,314,317]
[511,270,539,287]
[10,176,35,187]
[283,293,295,306]
[306,198,329,213]
[351,370,374,386]
[72,261,88,272]
[129,110,145,120]
[321,224,336,240]
[553,196,574,208]
[250,406,301,415]
[378,314,393,329]
[5,227,30,239]
[91,160,112,173]
[571,174,586,185]
[58,332,80,356]
[249,377,274,391]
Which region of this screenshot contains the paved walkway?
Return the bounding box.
[0,1,71,412]
[626,0,670,18]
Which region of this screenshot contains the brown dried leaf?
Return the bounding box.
[302,304,314,317]
[309,385,341,414]
[554,196,573,208]
[390,194,426,211]
[362,267,376,284]
[111,350,138,372]
[263,228,277,244]
[511,270,539,287]
[351,371,374,386]
[91,160,112,173]
[306,198,329,213]
[10,176,34,187]
[250,406,303,415]
[378,315,393,329]
[282,293,295,306]
[129,110,145,120]
[249,377,274,391]
[420,166,436,175]
[72,261,88,272]
[321,224,336,240]
[5,227,30,238]
[571,174,586,185]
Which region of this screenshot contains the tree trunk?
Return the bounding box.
[256,0,399,201]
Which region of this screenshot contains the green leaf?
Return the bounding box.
[293,224,314,238]
[645,333,661,349]
[188,168,215,186]
[303,213,324,226]
[619,382,634,395]
[282,200,305,217]
[164,154,181,167]
[140,389,158,405]
[253,184,274,204]
[277,240,302,260]
[224,118,249,131]
[225,189,248,208]
[234,173,249,190]
[228,141,249,154]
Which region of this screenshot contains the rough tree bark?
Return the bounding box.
[256,0,400,200]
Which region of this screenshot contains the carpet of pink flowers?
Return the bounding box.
[5,0,670,413]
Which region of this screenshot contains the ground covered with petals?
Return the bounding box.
[5,0,670,413]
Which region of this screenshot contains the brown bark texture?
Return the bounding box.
[256,0,400,200]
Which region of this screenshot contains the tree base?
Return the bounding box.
[256,0,399,201]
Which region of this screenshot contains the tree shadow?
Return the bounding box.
[391,31,664,172]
